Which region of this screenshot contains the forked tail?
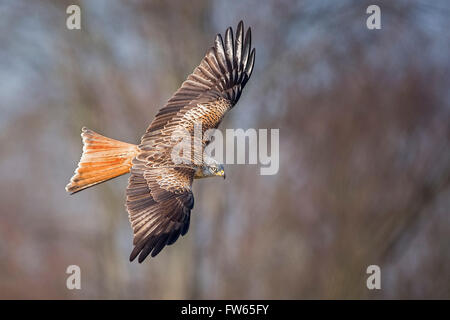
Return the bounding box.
[66,127,139,194]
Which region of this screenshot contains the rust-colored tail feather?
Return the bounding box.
[66,127,139,194]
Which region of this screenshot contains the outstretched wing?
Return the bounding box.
[137,20,255,166]
[126,157,195,262]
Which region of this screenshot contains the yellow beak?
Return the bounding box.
[217,170,226,179]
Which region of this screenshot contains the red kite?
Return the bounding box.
[66,21,255,262]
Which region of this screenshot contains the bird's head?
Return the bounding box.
[194,157,225,179]
[208,162,226,179]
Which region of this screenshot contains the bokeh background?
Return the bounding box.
[0,0,449,299]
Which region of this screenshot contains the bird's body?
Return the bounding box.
[66,21,255,262]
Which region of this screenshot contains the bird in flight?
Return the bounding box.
[66,21,255,263]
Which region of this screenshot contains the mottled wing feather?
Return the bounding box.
[126,157,194,262]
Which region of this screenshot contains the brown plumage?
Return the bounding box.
[66,21,255,262]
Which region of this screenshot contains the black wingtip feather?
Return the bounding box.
[234,22,244,69]
[137,236,159,263]
[211,21,255,106]
[214,34,228,75]
[224,27,234,70]
[195,21,255,107]
[150,234,170,257]
[241,27,251,70]
[245,48,256,78]
[167,229,181,245]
